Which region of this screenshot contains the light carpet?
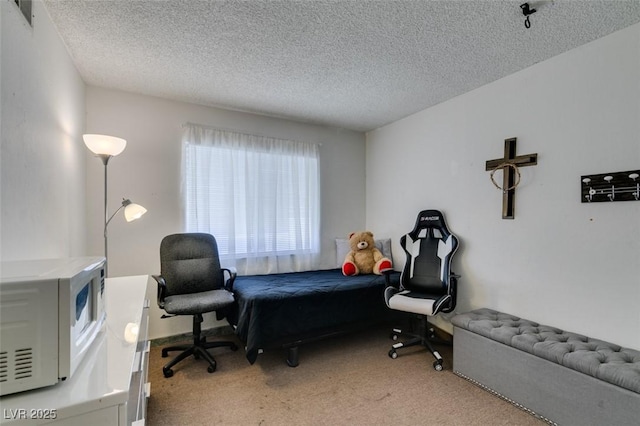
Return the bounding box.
[146,322,545,425]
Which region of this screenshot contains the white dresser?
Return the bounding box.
[1,275,151,425]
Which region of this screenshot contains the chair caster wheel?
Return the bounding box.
[207,364,216,373]
[161,350,169,358]
[390,333,399,341]
[433,361,443,371]
[163,367,174,378]
[389,349,398,359]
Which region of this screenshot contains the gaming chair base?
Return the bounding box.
[388,316,451,371]
[161,314,238,377]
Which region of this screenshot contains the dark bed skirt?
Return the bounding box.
[228,268,401,365]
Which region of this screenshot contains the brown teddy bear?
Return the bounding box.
[342,231,392,276]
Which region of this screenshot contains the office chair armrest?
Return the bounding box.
[152,274,167,309]
[222,267,237,291]
[382,269,397,288]
[443,273,459,313]
[449,273,460,289]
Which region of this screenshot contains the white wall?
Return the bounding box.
[366,23,640,349]
[1,1,86,260]
[5,0,637,350]
[85,87,367,339]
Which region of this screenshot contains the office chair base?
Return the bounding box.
[388,321,449,371]
[162,339,238,377]
[161,315,238,377]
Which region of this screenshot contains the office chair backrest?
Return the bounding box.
[400,210,458,295]
[160,233,225,296]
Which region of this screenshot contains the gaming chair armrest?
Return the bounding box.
[152,274,167,309]
[442,273,460,313]
[382,269,398,288]
[222,267,237,291]
[449,273,460,291]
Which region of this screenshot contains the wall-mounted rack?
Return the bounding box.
[581,170,640,203]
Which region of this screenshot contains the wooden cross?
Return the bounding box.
[485,138,538,219]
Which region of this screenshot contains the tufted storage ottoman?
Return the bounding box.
[452,308,640,426]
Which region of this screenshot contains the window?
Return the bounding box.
[182,124,320,274]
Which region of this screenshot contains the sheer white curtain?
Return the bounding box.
[182,124,320,275]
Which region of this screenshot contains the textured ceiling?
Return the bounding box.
[43,0,640,132]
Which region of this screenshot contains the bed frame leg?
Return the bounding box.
[286,346,299,367]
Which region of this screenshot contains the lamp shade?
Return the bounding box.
[123,200,147,222]
[83,134,127,156]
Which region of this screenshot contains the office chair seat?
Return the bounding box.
[164,289,235,316]
[385,288,451,316]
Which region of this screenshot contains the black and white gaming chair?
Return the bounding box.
[384,210,459,371]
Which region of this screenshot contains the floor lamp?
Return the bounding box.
[84,134,147,276]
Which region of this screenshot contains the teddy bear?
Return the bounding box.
[342,231,392,276]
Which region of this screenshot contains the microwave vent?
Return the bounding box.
[14,348,33,379]
[0,351,7,382]
[0,348,33,382]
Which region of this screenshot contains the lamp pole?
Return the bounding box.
[98,154,112,275]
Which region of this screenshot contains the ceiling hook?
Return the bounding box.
[520,3,537,29]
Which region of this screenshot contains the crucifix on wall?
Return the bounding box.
[485,138,538,219]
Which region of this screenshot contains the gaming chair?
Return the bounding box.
[384,210,460,371]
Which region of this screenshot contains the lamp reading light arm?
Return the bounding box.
[104,199,130,236]
[103,199,147,275]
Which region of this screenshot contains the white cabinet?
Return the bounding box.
[127,299,150,425]
[1,276,151,425]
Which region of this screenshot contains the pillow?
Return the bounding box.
[335,237,393,268]
[375,238,393,262]
[335,238,351,267]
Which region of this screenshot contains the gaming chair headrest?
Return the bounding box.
[409,209,451,239]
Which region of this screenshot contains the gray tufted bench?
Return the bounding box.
[452,308,640,425]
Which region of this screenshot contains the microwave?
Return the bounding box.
[0,257,106,396]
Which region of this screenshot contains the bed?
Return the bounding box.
[227,268,400,366]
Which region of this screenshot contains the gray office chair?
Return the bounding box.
[384,210,460,371]
[153,233,238,378]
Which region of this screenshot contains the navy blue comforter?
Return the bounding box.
[228,268,400,364]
